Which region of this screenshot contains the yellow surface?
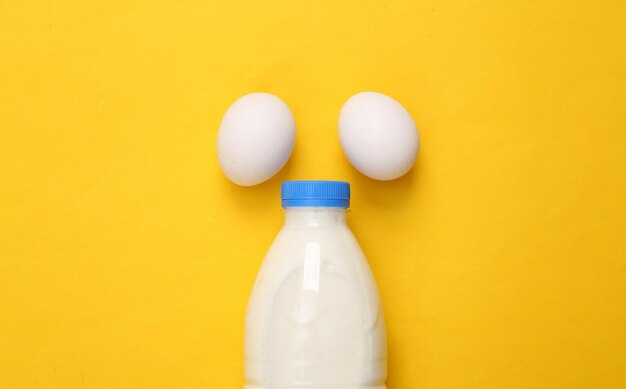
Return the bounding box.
[1,1,625,388]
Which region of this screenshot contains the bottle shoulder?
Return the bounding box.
[248,223,382,321]
[271,223,361,250]
[263,224,368,274]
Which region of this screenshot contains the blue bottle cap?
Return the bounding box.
[281,180,350,208]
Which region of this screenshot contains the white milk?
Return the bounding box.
[244,184,387,389]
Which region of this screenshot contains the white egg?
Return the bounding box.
[217,93,295,186]
[339,91,420,180]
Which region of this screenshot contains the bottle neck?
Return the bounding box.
[283,207,347,228]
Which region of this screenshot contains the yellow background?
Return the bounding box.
[1,1,625,388]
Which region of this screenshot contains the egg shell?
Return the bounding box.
[339,92,419,180]
[217,93,295,186]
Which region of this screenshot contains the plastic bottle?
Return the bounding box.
[244,180,387,389]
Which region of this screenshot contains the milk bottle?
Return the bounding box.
[244,180,387,389]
